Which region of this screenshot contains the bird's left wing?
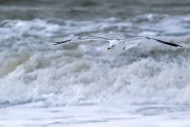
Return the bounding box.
[120,36,183,48]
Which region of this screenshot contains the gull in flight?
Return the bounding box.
[53,35,183,50]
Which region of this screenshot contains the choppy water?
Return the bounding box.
[0,0,190,127]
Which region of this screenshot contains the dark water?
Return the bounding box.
[1,0,190,20]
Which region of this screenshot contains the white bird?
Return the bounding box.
[53,35,183,50]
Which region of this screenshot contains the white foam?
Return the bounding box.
[1,105,190,127]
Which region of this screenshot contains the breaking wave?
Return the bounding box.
[0,14,190,108]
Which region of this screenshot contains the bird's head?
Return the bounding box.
[107,40,120,50]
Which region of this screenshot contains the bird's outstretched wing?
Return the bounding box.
[121,36,183,48]
[53,36,109,45]
[142,36,183,48]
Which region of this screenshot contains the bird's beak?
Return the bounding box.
[107,47,111,50]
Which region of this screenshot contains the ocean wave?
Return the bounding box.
[0,15,190,107]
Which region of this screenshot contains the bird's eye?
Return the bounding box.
[112,45,114,47]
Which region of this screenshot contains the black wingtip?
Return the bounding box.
[53,42,63,45]
[52,39,72,45]
[178,45,183,48]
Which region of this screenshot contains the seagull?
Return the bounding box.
[53,35,183,50]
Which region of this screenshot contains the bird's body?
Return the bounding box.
[108,40,123,50]
[53,35,183,50]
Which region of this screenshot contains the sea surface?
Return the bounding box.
[0,0,190,127]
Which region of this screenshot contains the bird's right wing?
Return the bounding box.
[53,35,109,45]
